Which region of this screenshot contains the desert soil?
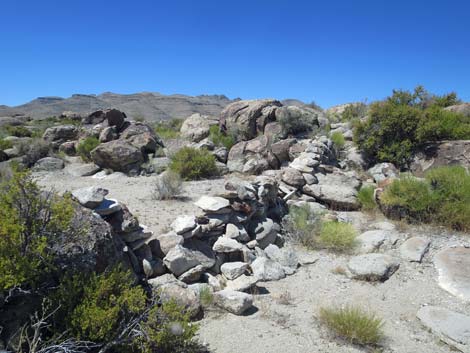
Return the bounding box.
[34,164,470,353]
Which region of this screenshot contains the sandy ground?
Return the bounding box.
[34,164,470,353]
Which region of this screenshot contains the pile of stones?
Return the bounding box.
[71,177,308,316]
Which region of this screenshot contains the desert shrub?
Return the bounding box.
[199,286,213,308]
[0,169,74,291]
[169,147,218,180]
[341,103,368,121]
[5,125,32,137]
[154,118,184,139]
[76,136,99,162]
[16,138,51,166]
[69,267,146,342]
[380,166,470,231]
[354,86,470,168]
[0,138,13,150]
[153,170,183,200]
[330,131,345,149]
[277,108,319,136]
[209,125,235,150]
[317,221,357,252]
[136,300,200,353]
[282,204,321,248]
[357,186,377,211]
[319,305,384,345]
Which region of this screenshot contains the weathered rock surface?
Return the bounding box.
[417,306,470,353]
[367,163,399,183]
[33,157,65,171]
[214,289,253,315]
[180,113,216,142]
[220,262,249,280]
[399,237,431,262]
[72,186,108,209]
[434,247,470,301]
[195,196,230,213]
[251,257,286,281]
[43,125,78,144]
[91,140,144,173]
[411,140,470,176]
[348,254,400,281]
[356,230,399,254]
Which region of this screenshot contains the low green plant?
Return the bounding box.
[319,305,384,345]
[330,131,345,149]
[0,138,13,150]
[169,147,218,180]
[209,125,235,150]
[0,169,74,291]
[354,86,470,168]
[153,170,183,200]
[357,186,377,211]
[380,166,470,231]
[154,118,184,139]
[282,204,321,249]
[69,267,146,342]
[76,136,100,162]
[199,286,213,307]
[317,221,357,252]
[5,125,32,137]
[341,103,368,121]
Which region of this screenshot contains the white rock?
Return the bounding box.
[347,253,400,282]
[220,262,249,280]
[400,237,431,262]
[213,237,243,253]
[171,215,197,236]
[214,289,253,315]
[195,196,230,213]
[251,257,286,281]
[434,247,470,301]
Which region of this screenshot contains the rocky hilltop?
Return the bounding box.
[0,92,233,121]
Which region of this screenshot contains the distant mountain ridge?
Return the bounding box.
[0,92,234,122]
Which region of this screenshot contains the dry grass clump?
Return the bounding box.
[153,170,183,200]
[317,221,357,252]
[319,305,384,346]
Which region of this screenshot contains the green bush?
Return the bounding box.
[69,267,146,342]
[282,204,320,249]
[330,131,345,149]
[317,221,357,252]
[319,305,384,345]
[357,186,377,211]
[341,103,368,121]
[354,86,470,168]
[380,166,470,231]
[0,138,13,150]
[0,170,74,291]
[154,118,184,139]
[209,125,235,150]
[169,147,218,180]
[5,125,32,137]
[77,136,100,162]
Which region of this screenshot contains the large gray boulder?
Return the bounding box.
[119,122,163,154]
[180,113,216,142]
[220,99,282,141]
[417,306,470,353]
[32,157,65,171]
[411,140,470,176]
[43,125,79,144]
[90,140,144,173]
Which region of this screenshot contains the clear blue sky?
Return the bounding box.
[1,0,469,108]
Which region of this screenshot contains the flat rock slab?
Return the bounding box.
[67,163,101,177]
[417,306,470,353]
[72,186,108,209]
[400,237,431,262]
[194,196,230,213]
[348,253,400,282]
[356,230,400,254]
[434,247,470,301]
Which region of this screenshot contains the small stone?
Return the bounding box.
[94,198,122,216]
[171,215,197,236]
[251,257,286,281]
[195,196,230,213]
[225,274,259,292]
[71,186,108,209]
[347,253,400,282]
[400,237,431,262]
[214,289,253,315]
[220,262,249,280]
[213,237,243,253]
